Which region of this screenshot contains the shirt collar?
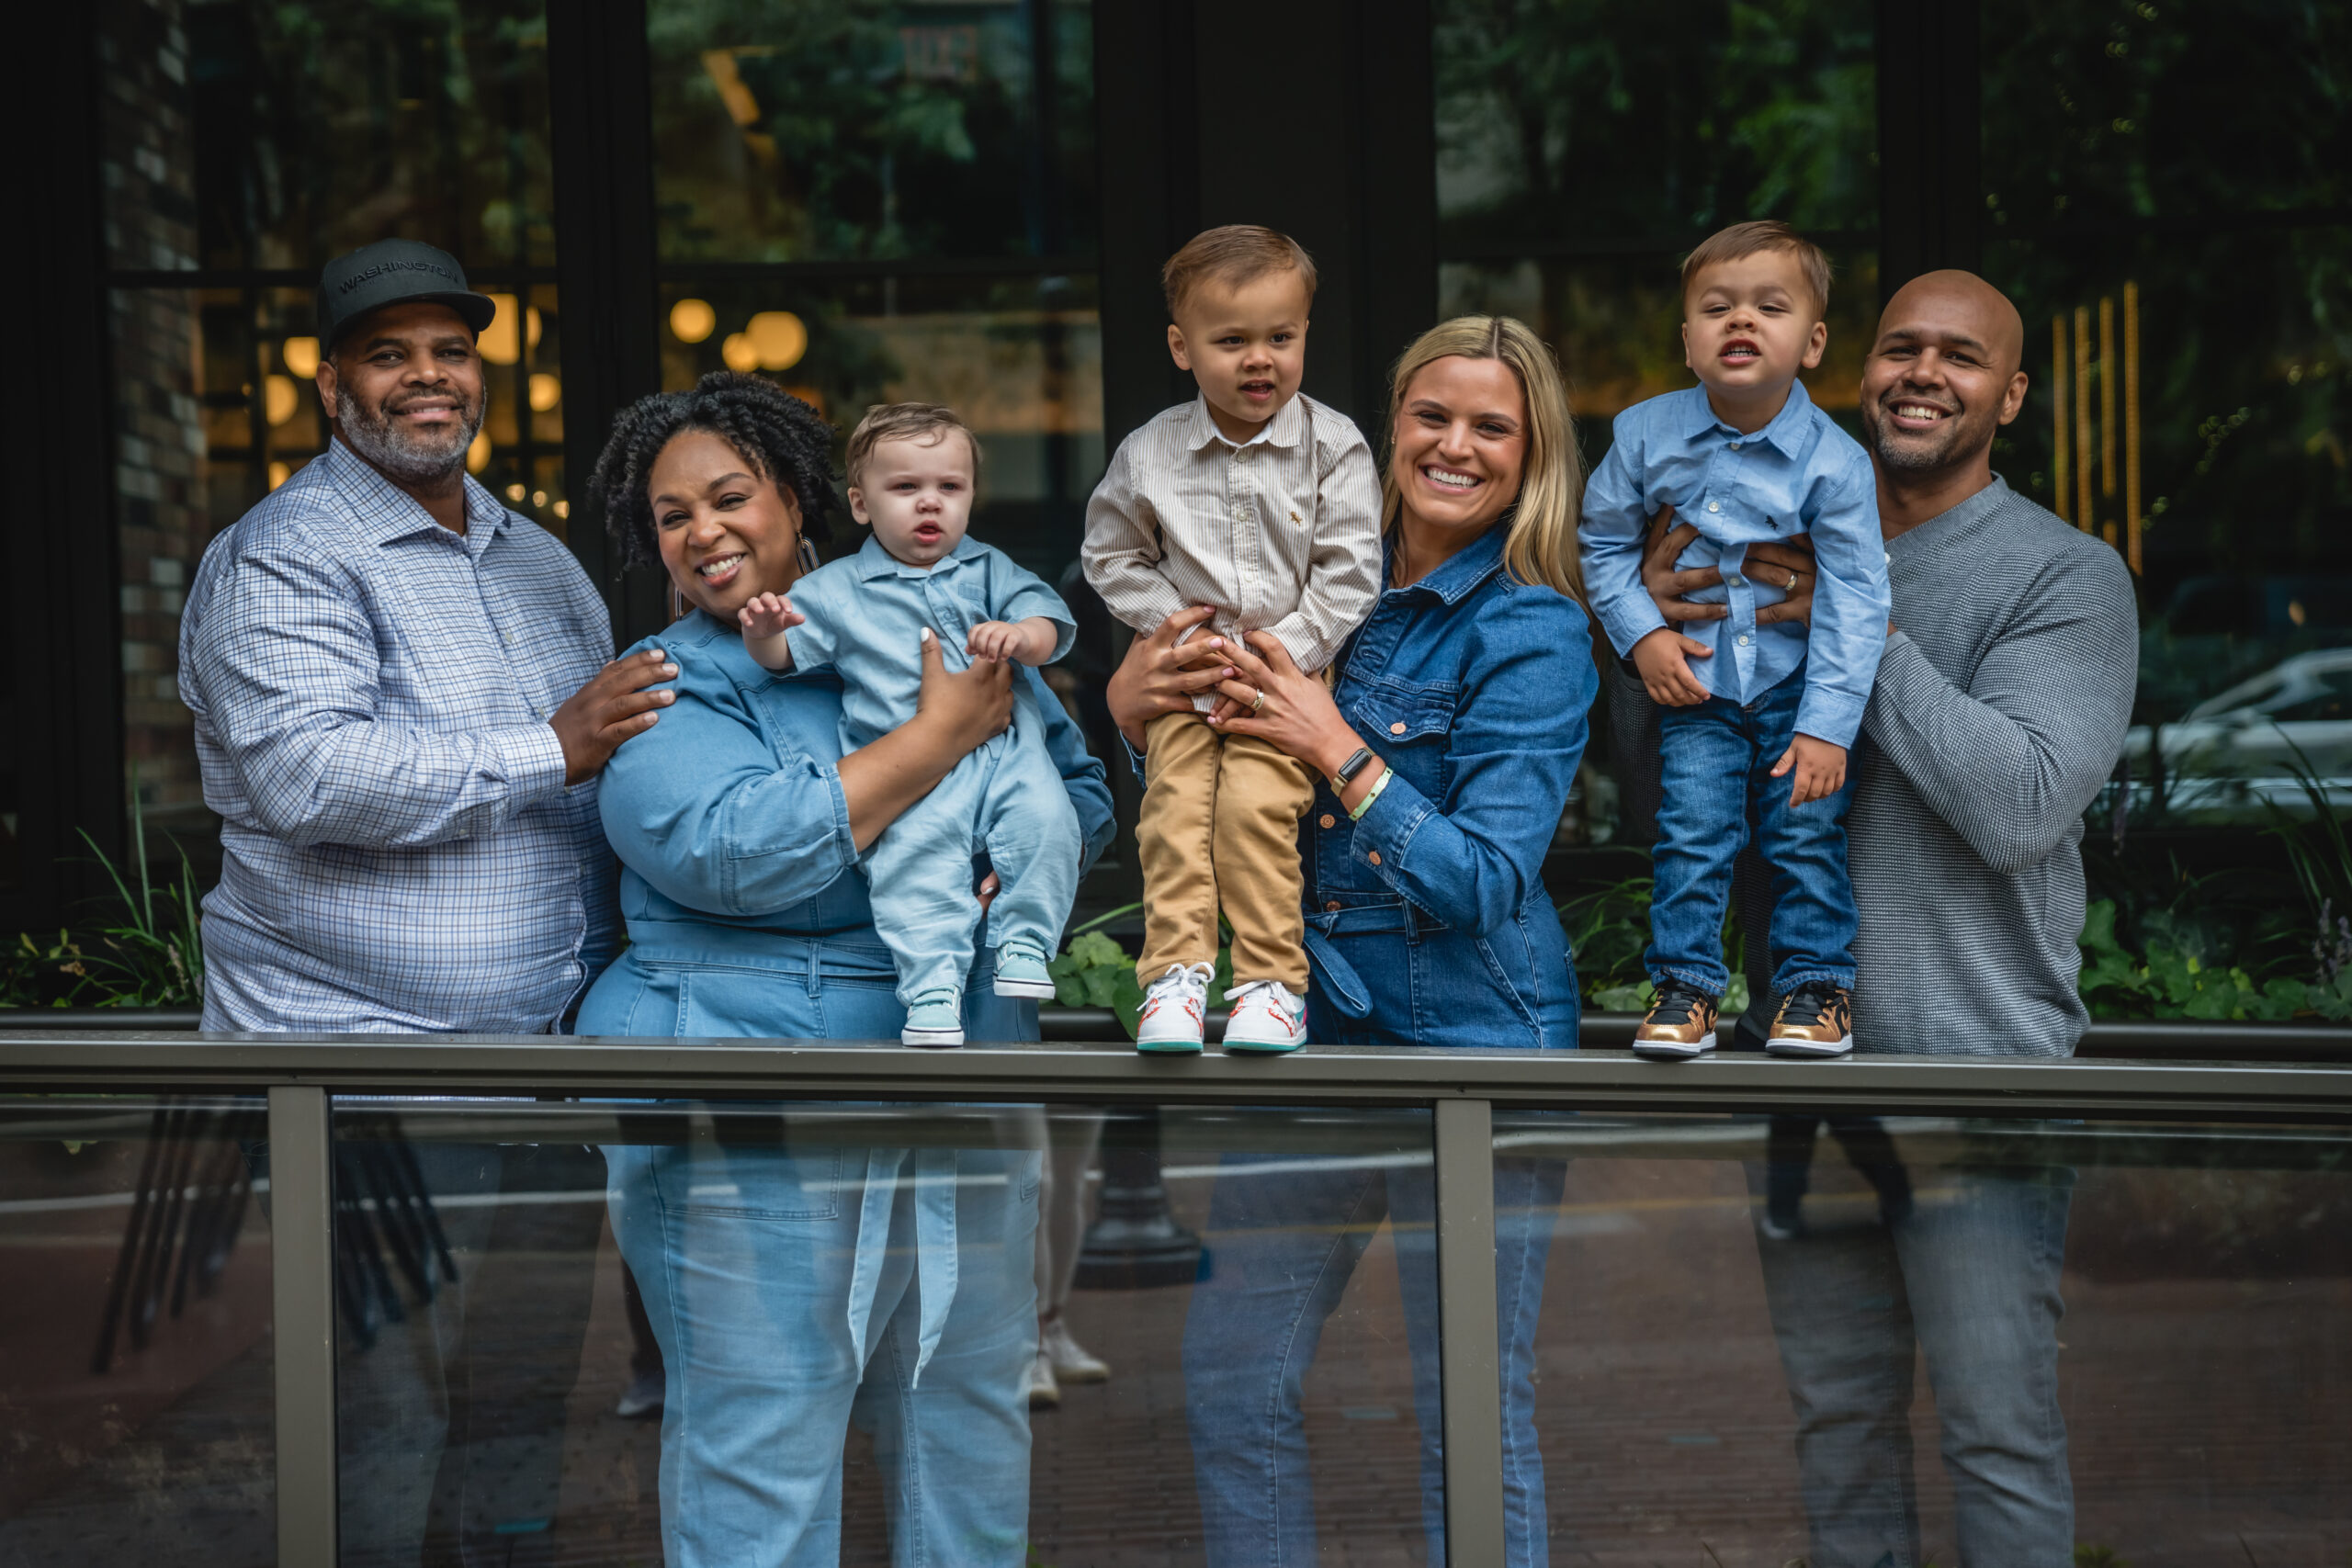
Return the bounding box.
[1385,518,1510,605]
[852,530,978,580]
[1676,378,1817,457]
[1183,391,1306,454]
[322,437,513,553]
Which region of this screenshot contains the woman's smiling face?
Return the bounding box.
[1390,354,1529,538]
[648,429,806,621]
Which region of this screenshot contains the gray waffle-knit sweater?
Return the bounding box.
[1849,476,2138,1056]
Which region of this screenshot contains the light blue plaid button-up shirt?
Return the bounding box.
[179,440,619,1032]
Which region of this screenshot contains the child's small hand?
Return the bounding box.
[738,592,804,640]
[1630,628,1713,707]
[1205,692,1246,724]
[1772,733,1848,805]
[967,620,1026,663]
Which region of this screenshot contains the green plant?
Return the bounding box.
[1558,870,1747,1016]
[0,931,101,1010]
[72,781,205,1007]
[1047,904,1236,1041]
[2078,897,2348,1021]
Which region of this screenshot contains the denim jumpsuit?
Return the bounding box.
[577,611,1114,1568]
[1181,523,1597,1566]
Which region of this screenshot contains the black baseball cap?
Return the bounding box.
[315,239,498,354]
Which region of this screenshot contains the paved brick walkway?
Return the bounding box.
[4,1143,2348,1566]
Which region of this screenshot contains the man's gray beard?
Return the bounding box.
[336,392,482,485]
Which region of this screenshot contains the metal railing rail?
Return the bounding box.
[6,1032,2350,1568]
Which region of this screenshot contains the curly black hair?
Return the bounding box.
[589,371,840,572]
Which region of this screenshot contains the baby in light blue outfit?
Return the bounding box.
[741,403,1081,1046]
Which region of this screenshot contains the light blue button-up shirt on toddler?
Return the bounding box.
[785,533,1077,749]
[1579,379,1889,749]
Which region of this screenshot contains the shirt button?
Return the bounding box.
[1325,900,1343,913]
[1707,502,1722,513]
[1737,634,1751,646]
[1729,442,1742,451]
[503,631,516,646]
[1724,573,1742,587]
[1367,851,1383,867]
[1318,813,1336,829]
[1388,721,1407,735]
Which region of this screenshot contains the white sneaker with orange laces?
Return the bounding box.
[1136,963,1216,1054]
[1221,979,1307,1054]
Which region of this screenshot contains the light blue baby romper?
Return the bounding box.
[784,532,1084,1006]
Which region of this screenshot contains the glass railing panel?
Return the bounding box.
[327,1097,1442,1565]
[1493,1107,2352,1566]
[0,1094,273,1564]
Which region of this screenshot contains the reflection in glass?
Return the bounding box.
[1496,1108,2352,1563]
[330,1098,1436,1564]
[660,277,1102,580]
[1982,4,2352,823]
[97,0,556,273]
[648,0,1097,264]
[0,1096,273,1564]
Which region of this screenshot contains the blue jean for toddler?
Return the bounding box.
[1648,664,1858,998]
[864,724,1081,1006]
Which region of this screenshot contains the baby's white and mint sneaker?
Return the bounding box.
[993,942,1057,999]
[1135,962,1216,1054]
[1221,979,1308,1054]
[901,988,966,1048]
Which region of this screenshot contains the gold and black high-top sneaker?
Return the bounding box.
[1633,981,1721,1060]
[1768,982,1855,1057]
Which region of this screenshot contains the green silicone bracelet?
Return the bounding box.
[1347,764,1393,822]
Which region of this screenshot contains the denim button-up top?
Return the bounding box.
[582,609,1114,1379]
[1303,524,1596,1049]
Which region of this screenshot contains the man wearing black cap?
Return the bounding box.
[179,240,665,1562]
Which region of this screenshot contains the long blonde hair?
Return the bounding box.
[1377,315,1585,606]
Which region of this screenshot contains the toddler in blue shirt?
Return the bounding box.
[1579,220,1891,1060]
[740,402,1080,1047]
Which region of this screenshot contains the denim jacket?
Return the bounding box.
[1304,524,1595,1049]
[582,609,1114,1038]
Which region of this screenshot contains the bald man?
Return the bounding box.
[1639,271,2136,1565]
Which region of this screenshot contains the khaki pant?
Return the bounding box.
[1136,709,1315,992]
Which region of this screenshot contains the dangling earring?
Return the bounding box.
[798,536,821,575]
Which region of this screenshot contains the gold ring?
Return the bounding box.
[1250,686,1266,713]
[1783,570,1801,591]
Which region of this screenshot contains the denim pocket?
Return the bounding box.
[653,1141,846,1222]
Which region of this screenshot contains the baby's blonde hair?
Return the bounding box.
[1377,315,1586,606]
[844,401,983,489]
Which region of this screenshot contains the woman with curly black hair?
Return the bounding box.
[575,372,1115,1565]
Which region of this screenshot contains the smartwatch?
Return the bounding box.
[1331,747,1376,789]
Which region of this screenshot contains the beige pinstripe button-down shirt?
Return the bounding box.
[1082,392,1382,673]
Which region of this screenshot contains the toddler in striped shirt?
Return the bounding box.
[1083,225,1383,1054]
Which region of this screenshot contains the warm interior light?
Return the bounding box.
[670,298,718,344]
[282,337,320,378]
[506,482,527,502]
[481,295,522,365]
[529,372,561,412]
[721,333,760,373]
[553,500,571,520]
[747,310,807,370]
[264,375,300,426]
[532,490,548,507]
[267,461,291,490]
[468,430,492,474]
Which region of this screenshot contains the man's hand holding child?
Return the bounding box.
[1772,733,1847,805]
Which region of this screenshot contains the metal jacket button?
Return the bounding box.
[1367,851,1382,866]
[1388,721,1406,734]
[1318,813,1336,829]
[1324,900,1343,912]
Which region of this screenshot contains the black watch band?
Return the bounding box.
[1331,747,1375,787]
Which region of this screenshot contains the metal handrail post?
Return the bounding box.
[267,1084,337,1568]
[1435,1098,1504,1564]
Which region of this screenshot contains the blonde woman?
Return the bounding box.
[1107,315,1593,1564]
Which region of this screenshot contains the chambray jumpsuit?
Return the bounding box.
[577,611,1113,1568]
[1180,523,1596,1567]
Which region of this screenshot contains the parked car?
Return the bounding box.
[2122,649,2352,817]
